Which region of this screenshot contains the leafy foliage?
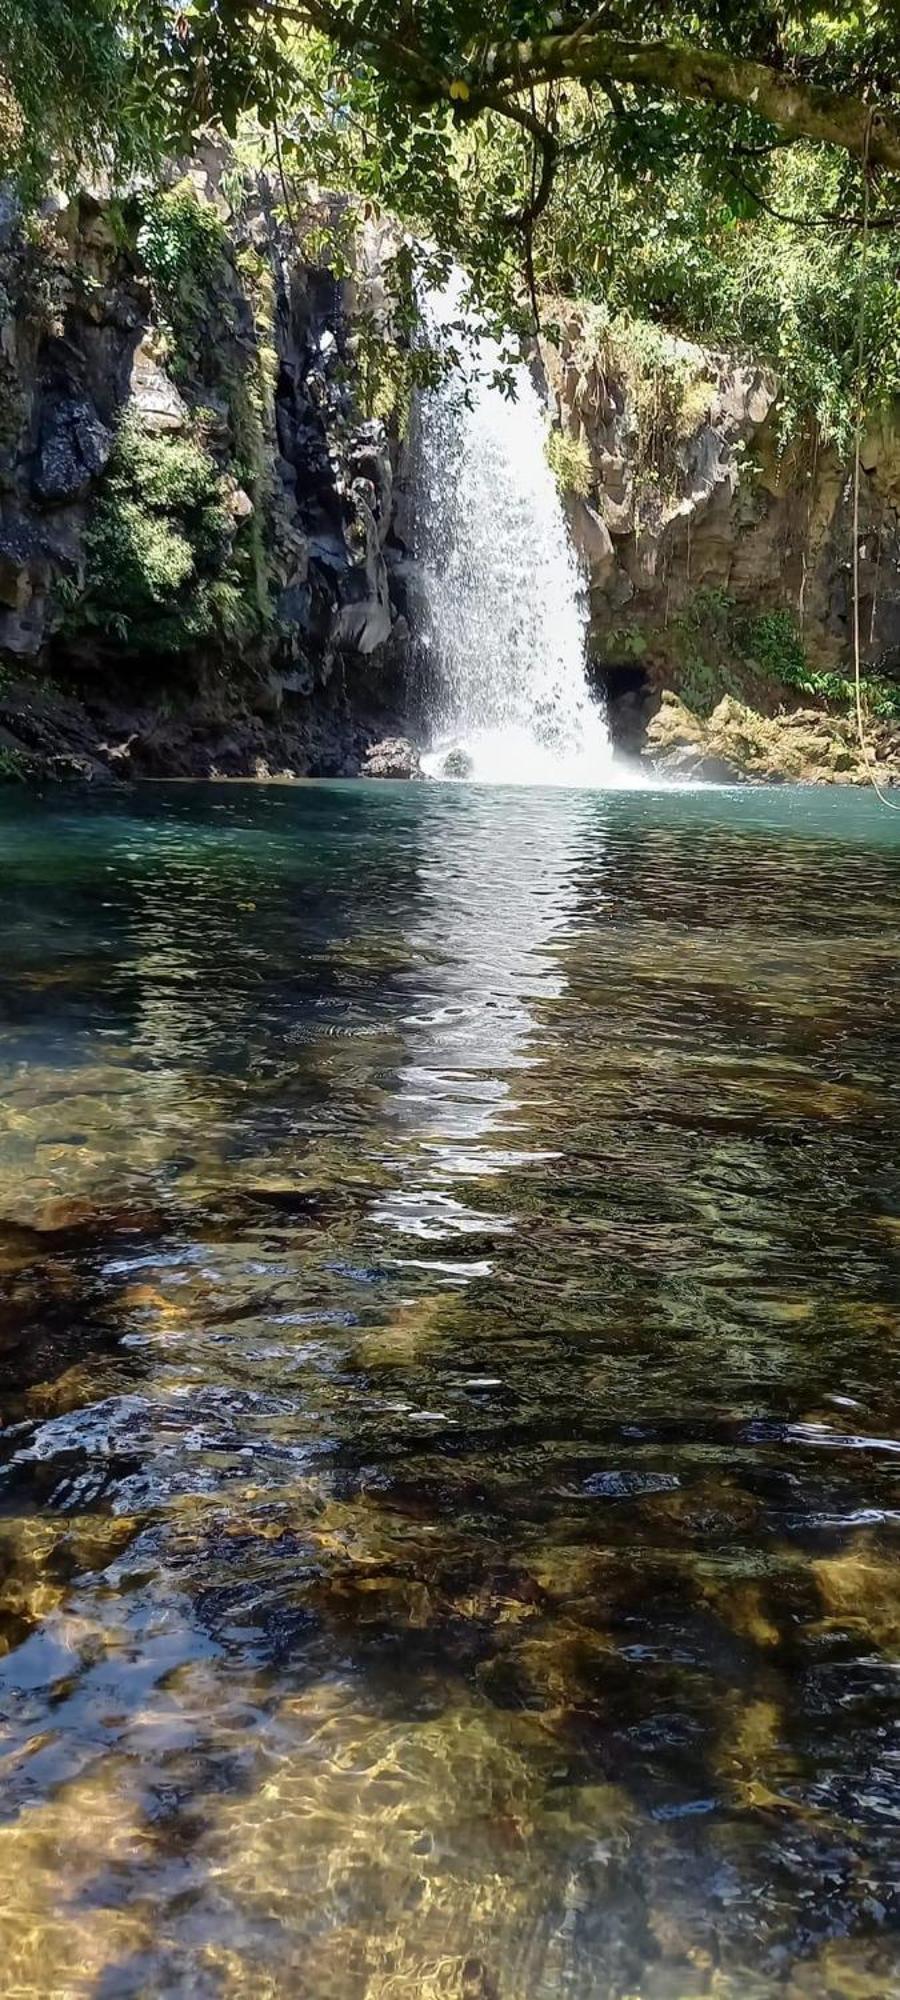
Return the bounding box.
[4,3,900,440]
[138,185,226,300]
[74,421,256,655]
[545,428,592,498]
[743,607,900,718]
[661,587,900,721]
[0,0,177,188]
[551,144,899,450]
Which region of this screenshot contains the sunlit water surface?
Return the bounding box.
[1,781,899,1999]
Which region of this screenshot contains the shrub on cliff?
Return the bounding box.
[641,589,900,723]
[72,421,256,657]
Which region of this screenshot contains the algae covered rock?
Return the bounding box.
[646,688,900,786]
[645,692,746,783]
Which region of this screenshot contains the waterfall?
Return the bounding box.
[412,272,616,787]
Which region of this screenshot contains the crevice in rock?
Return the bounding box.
[592,658,655,758]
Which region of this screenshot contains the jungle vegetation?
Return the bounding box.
[1,3,900,440]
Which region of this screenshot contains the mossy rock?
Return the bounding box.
[646,688,900,785]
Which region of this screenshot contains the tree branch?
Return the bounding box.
[718,156,900,231]
[265,6,900,176]
[512,121,558,227]
[469,30,900,171]
[477,91,559,229]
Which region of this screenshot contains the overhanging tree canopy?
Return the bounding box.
[3,3,900,189]
[290,1,900,171]
[2,3,899,442]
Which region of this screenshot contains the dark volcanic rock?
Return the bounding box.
[33,396,112,504]
[0,158,416,781]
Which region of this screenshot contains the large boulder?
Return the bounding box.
[645,694,746,782]
[33,395,112,504]
[362,735,422,779]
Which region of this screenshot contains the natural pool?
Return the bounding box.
[0,779,899,1999]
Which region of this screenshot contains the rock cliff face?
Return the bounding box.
[0,149,412,780]
[540,307,900,782]
[4,186,900,788]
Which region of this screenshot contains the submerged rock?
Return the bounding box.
[362,736,422,779]
[442,746,475,779]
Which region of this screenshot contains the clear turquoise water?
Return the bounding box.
[0,780,899,1998]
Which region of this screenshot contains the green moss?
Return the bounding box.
[561,310,713,508]
[351,244,443,436]
[664,587,741,715]
[0,745,26,781]
[228,255,279,620]
[135,184,239,405]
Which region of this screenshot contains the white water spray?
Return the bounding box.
[413,273,616,786]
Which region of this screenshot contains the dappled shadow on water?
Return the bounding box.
[0,782,898,1997]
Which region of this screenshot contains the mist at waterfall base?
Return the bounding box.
[413,277,625,788]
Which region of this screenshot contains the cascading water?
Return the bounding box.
[413,272,617,786]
